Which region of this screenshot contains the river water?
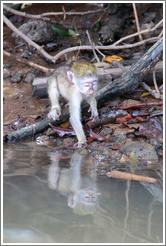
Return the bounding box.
[3,143,163,243]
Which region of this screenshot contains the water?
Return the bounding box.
[3,143,163,243]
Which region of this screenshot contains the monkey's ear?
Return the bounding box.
[67,71,74,84]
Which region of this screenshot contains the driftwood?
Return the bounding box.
[32,61,163,98]
[4,114,69,143]
[104,61,163,84]
[96,37,163,104]
[4,38,163,143]
[106,170,158,183]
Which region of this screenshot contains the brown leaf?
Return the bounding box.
[49,123,76,137]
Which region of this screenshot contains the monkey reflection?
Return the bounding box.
[47,63,98,148]
[48,151,99,215]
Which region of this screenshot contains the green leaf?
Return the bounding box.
[68,29,78,37]
[21,3,33,9]
[51,24,69,36]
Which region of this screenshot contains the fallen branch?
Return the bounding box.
[3,14,54,62]
[106,170,158,183]
[113,19,163,46]
[4,110,69,143]
[3,11,162,63]
[3,4,106,30]
[32,61,163,98]
[95,38,163,104]
[120,101,163,110]
[86,30,100,62]
[132,3,143,41]
[3,50,53,73]
[51,37,159,63]
[103,60,163,81]
[3,4,104,19]
[50,18,163,62]
[4,38,163,143]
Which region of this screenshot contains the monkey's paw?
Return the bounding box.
[48,108,61,121]
[88,109,99,122]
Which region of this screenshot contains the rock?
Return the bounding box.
[99,4,132,44]
[12,20,57,45]
[3,72,11,79]
[24,72,35,83]
[120,141,158,162]
[21,50,32,59]
[32,76,48,98]
[10,71,23,83]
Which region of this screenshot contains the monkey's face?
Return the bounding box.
[77,77,98,96]
[67,70,98,96]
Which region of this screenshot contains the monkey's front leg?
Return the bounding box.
[47,75,61,120]
[69,93,87,148]
[88,96,99,122]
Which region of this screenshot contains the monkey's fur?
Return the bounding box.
[47,62,98,148]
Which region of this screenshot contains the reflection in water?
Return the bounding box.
[3,144,163,243]
[48,151,99,215]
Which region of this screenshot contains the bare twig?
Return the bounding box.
[113,19,163,46]
[86,30,100,62]
[3,14,54,62]
[158,29,163,38]
[51,37,159,62]
[3,4,104,19]
[120,101,163,110]
[62,5,66,20]
[3,50,53,73]
[141,63,162,100]
[132,3,143,41]
[141,82,162,99]
[153,66,160,95]
[3,9,162,64]
[3,3,104,29]
[51,19,162,62]
[95,47,106,59]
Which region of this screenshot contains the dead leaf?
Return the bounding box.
[104,55,123,63]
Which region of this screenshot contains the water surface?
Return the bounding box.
[3,143,163,243]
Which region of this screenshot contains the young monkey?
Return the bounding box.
[47,62,98,148]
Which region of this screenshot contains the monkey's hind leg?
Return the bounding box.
[47,75,61,121]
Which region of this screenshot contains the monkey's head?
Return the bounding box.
[67,63,98,96]
[68,188,98,215]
